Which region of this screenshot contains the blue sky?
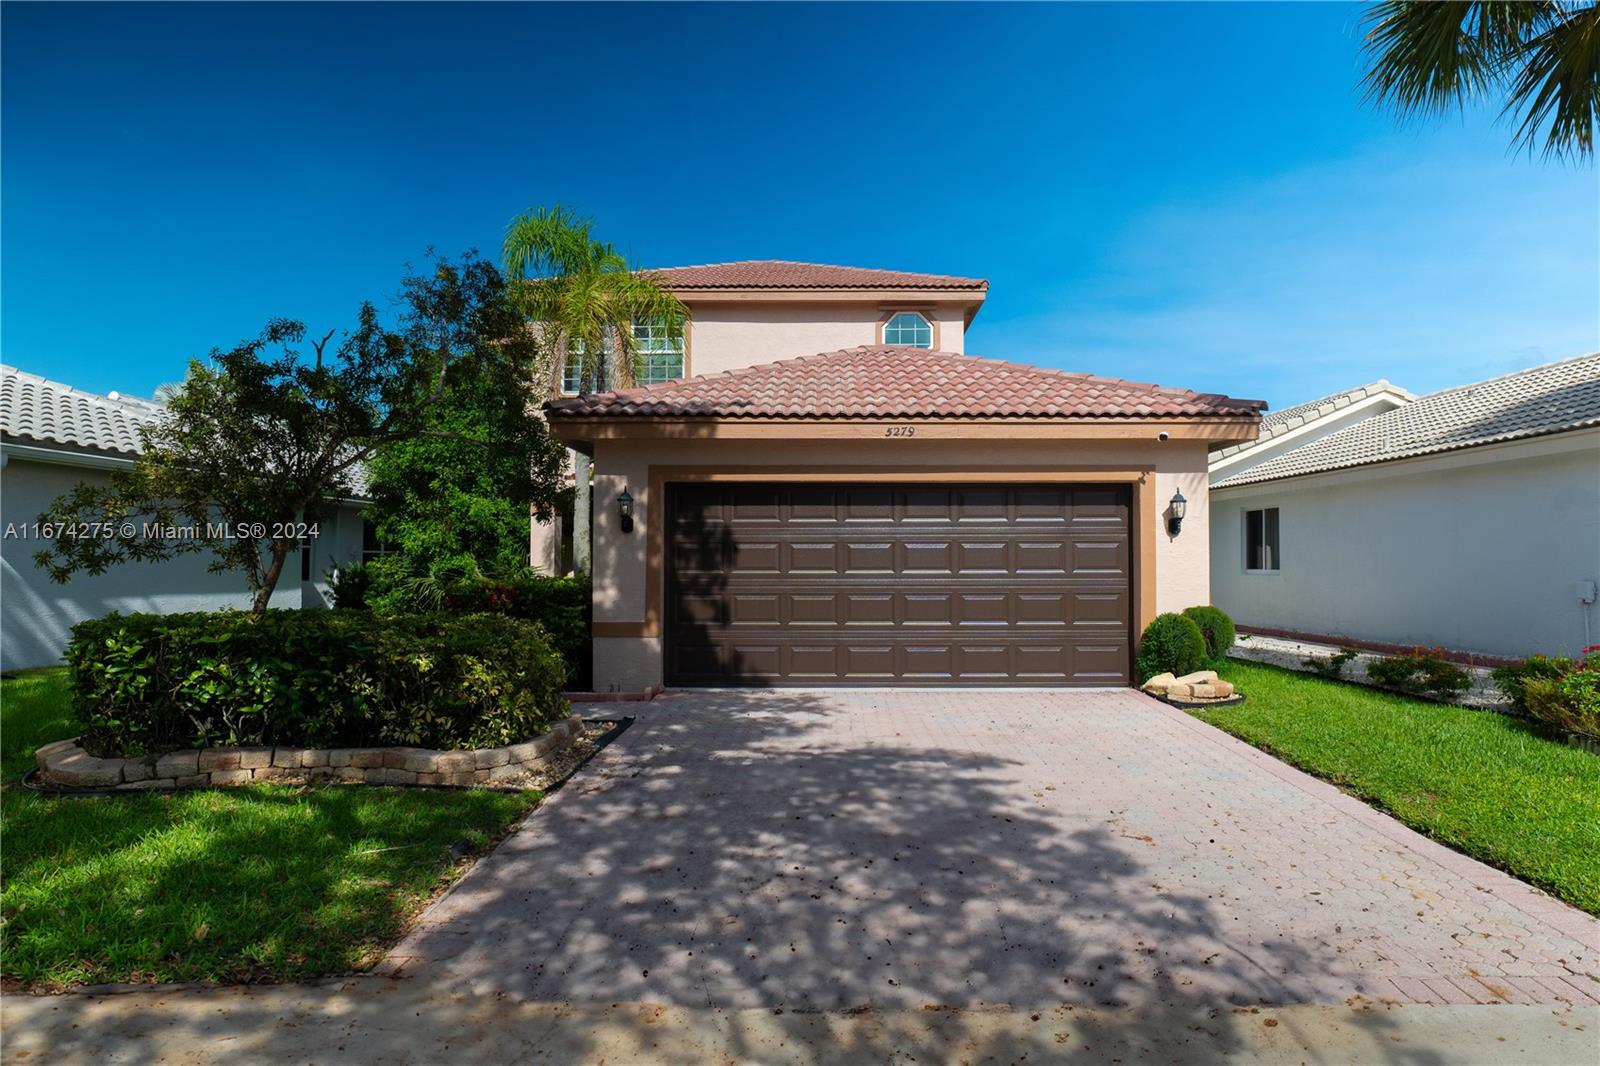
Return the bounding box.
[3,2,1595,411]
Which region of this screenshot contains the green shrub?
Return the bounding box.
[1365,649,1473,700]
[1135,613,1208,682]
[1524,670,1600,739]
[328,561,373,610]
[1304,647,1360,680]
[366,561,590,689]
[1493,654,1573,711]
[1181,605,1236,661]
[66,610,570,756]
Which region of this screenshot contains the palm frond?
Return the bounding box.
[1504,2,1600,157]
[1361,2,1553,115]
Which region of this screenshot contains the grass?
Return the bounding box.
[1201,660,1600,915]
[1,668,542,989]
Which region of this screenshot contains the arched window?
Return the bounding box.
[883,311,933,348]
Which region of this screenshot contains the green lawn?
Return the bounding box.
[1,668,541,989]
[1203,660,1600,915]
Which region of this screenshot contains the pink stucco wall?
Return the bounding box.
[684,303,969,376]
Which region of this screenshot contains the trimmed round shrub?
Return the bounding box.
[1134,612,1208,682]
[1182,605,1237,662]
[66,609,571,756]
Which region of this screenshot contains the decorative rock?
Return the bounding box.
[443,771,478,787]
[346,749,387,769]
[196,748,241,772]
[302,749,330,768]
[366,767,417,786]
[332,767,367,783]
[154,750,200,778]
[208,769,254,786]
[416,772,444,786]
[173,774,208,788]
[237,748,273,769]
[46,750,123,787]
[504,739,541,764]
[1140,672,1177,695]
[271,747,311,769]
[34,739,77,760]
[1174,670,1219,686]
[383,748,424,770]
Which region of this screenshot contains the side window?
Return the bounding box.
[633,315,685,385]
[1245,507,1280,571]
[362,518,388,565]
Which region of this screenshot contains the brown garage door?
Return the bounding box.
[665,483,1132,686]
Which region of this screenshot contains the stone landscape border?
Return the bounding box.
[34,715,586,791]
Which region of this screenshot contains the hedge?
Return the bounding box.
[66,610,570,756]
[439,574,590,689]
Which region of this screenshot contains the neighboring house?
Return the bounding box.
[0,365,370,671]
[543,260,1265,691]
[1210,354,1600,660]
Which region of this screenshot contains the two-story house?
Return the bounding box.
[543,260,1265,692]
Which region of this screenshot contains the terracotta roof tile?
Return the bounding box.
[644,260,988,291]
[547,346,1266,421]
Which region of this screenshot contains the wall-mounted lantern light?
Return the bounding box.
[617,489,635,534]
[1167,490,1187,536]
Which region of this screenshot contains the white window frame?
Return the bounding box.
[883,311,934,348]
[1243,506,1281,573]
[559,317,684,394]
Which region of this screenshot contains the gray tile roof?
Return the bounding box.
[1214,353,1600,488]
[1,364,163,456]
[1211,380,1416,463]
[1,364,371,498]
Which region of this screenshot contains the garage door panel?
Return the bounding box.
[667,483,1131,686]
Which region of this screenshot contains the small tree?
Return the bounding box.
[35,253,559,616]
[502,205,688,576]
[363,253,567,580]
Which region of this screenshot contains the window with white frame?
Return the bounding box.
[560,316,683,393]
[361,518,389,565]
[883,311,933,348]
[1245,507,1280,571]
[632,315,684,385]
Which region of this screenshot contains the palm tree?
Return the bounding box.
[1362,2,1599,159]
[503,206,687,577]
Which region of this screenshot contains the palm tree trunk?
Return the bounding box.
[573,450,593,577]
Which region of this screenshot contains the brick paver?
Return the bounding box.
[386,690,1598,1010]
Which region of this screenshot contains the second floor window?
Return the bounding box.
[884,311,933,348]
[561,316,684,393]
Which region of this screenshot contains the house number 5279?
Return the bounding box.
[884,426,916,438]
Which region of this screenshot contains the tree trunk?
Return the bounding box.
[573,451,593,577]
[252,538,295,617]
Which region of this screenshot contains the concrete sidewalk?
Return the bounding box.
[3,979,1596,1065]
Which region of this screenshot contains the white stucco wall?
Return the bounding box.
[1,454,367,670]
[1210,430,1600,658]
[685,302,970,376]
[584,434,1214,691]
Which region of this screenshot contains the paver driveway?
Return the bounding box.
[386,689,1598,1013]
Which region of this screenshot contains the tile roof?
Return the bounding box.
[1,364,162,456]
[644,260,988,291]
[1211,380,1416,462]
[547,346,1266,421]
[1,364,372,497]
[1213,353,1600,488]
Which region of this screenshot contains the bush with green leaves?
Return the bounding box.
[1181,605,1236,662]
[66,610,570,756]
[1365,649,1473,700]
[365,561,590,689]
[1134,613,1208,682]
[1492,654,1572,711]
[1523,668,1600,739]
